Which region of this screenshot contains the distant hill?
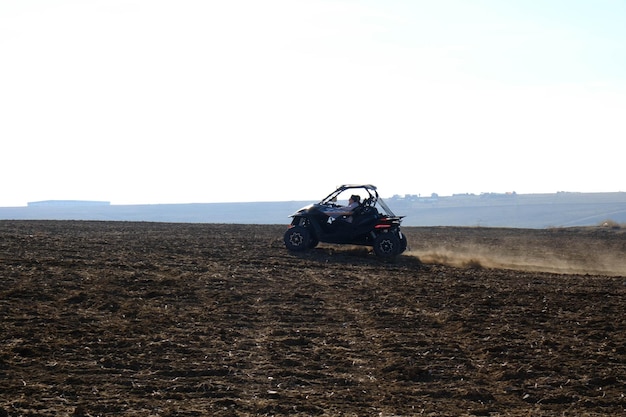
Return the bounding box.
[1,192,625,228]
[387,192,626,228]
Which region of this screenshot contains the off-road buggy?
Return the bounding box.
[284,184,407,258]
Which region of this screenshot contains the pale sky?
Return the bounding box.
[2,0,625,206]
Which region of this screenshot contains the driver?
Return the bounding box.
[346,195,361,211]
[342,195,361,223]
[324,195,361,223]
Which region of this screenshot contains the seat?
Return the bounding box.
[351,205,379,227]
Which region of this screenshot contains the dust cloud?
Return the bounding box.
[403,227,626,277]
[408,245,625,276]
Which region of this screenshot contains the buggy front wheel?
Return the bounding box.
[284,226,311,252]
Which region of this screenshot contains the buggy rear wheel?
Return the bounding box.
[373,231,401,258]
[284,226,311,252]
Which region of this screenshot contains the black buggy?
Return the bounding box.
[283,184,407,258]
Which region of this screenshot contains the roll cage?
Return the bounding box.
[319,184,398,217]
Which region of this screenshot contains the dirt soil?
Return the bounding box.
[1,221,625,416]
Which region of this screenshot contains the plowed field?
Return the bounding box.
[1,221,625,416]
